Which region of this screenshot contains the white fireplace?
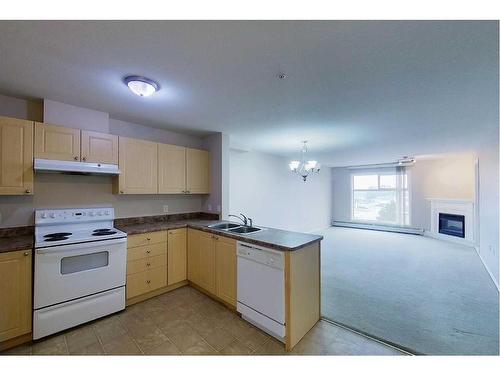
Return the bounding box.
[427,198,475,246]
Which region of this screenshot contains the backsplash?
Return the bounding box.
[114,212,219,227]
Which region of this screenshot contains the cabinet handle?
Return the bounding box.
[147,238,151,241]
[74,156,79,161]
[147,280,151,284]
[120,190,124,194]
[25,189,31,194]
[146,262,151,267]
[146,250,151,254]
[82,157,87,161]
[23,252,29,256]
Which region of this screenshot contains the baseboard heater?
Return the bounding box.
[332,221,424,235]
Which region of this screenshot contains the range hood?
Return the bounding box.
[34,159,120,175]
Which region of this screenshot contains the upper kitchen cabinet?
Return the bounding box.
[34,122,80,161]
[186,148,210,194]
[116,136,158,194]
[0,116,34,195]
[81,130,118,164]
[158,143,186,194]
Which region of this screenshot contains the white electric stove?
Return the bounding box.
[33,207,127,339]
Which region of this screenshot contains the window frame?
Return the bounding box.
[350,168,411,226]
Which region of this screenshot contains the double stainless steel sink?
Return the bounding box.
[207,222,263,234]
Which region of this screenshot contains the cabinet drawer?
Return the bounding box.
[127,254,167,275]
[126,267,167,299]
[168,228,186,236]
[127,231,168,248]
[127,242,167,261]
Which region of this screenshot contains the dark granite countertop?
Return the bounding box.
[116,219,218,235]
[117,219,323,251]
[0,226,34,254]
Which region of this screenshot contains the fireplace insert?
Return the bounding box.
[439,213,465,238]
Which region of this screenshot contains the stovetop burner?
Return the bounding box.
[92,229,117,236]
[93,228,114,233]
[44,236,70,242]
[44,232,72,238]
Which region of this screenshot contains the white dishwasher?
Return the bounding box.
[237,241,285,342]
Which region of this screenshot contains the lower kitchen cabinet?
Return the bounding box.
[215,236,237,306]
[198,232,216,294]
[187,229,236,307]
[0,249,32,345]
[168,228,187,285]
[126,231,168,301]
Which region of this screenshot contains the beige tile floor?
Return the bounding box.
[2,286,404,356]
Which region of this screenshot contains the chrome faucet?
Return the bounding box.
[229,213,253,227]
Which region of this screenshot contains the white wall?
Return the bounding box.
[229,149,332,233]
[410,153,475,230]
[331,167,352,222]
[476,140,499,287]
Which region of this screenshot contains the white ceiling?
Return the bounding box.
[0,21,497,166]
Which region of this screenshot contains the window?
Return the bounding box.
[351,168,409,225]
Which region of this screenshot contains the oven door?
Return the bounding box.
[34,238,127,309]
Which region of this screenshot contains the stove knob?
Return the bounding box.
[50,213,56,218]
[97,211,102,216]
[41,213,47,219]
[89,211,95,217]
[104,211,110,216]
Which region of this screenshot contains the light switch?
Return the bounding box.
[163,205,169,213]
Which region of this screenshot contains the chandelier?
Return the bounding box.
[289,141,321,181]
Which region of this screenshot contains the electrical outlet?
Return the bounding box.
[207,204,212,211]
[163,205,169,214]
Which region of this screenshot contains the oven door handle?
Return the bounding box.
[36,237,127,255]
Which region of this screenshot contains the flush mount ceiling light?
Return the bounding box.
[124,75,160,97]
[289,141,321,182]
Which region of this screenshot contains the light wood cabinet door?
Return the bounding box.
[187,229,201,285]
[215,237,237,307]
[168,228,187,285]
[0,116,33,195]
[158,144,186,194]
[117,136,157,194]
[0,249,32,343]
[186,148,210,194]
[197,231,216,294]
[34,122,80,161]
[81,130,118,164]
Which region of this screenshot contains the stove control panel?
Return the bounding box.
[35,208,114,224]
